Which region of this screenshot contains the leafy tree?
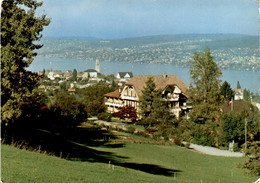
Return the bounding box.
[50,91,88,126]
[1,0,50,124]
[81,83,112,116]
[220,113,245,145]
[237,81,241,89]
[221,81,234,100]
[243,89,252,102]
[188,48,224,146]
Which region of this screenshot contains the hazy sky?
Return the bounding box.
[38,0,259,39]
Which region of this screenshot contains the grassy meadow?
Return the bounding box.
[2,136,258,183]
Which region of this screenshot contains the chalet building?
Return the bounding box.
[104,74,191,119]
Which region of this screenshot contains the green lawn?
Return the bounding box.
[2,142,257,183]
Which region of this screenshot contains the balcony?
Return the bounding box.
[105,102,124,107]
[122,96,137,100]
[161,97,179,101]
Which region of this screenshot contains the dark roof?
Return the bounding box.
[222,100,253,113]
[85,69,97,72]
[125,75,188,97]
[118,72,133,78]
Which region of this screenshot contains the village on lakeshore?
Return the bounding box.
[37,59,260,119]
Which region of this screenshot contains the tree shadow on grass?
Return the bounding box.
[2,122,181,177]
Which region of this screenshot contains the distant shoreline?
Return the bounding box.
[37,34,259,71]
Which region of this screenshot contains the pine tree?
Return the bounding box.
[221,81,234,100]
[237,81,241,89]
[1,0,50,124]
[72,69,77,81]
[139,77,159,119]
[188,48,224,146]
[139,77,169,127]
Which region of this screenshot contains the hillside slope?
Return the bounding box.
[2,143,257,183]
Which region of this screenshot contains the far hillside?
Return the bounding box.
[38,34,259,71]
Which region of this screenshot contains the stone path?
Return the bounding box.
[189,143,244,157]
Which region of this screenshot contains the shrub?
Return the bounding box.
[233,143,240,152]
[191,126,215,146]
[47,91,88,127]
[239,142,260,176]
[127,126,136,134]
[114,106,137,122]
[174,138,183,146]
[97,113,112,122]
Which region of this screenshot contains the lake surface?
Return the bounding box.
[28,57,260,93]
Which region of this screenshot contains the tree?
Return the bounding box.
[50,91,88,125]
[221,81,234,100]
[188,48,224,146]
[220,113,245,145]
[81,83,112,116]
[139,77,160,119]
[237,81,241,89]
[243,89,252,102]
[139,77,170,127]
[72,69,77,82]
[1,0,50,124]
[114,106,137,122]
[240,142,260,176]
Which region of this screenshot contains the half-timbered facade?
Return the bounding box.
[104,74,191,118]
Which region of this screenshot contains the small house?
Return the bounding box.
[116,72,133,82]
[234,89,243,100]
[82,69,98,78]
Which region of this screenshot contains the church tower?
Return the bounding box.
[95,59,100,73]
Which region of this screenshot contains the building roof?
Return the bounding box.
[104,89,121,98]
[84,69,98,73]
[125,75,188,97]
[117,72,133,78]
[104,86,124,98]
[233,88,243,94]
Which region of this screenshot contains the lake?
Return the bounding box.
[28,57,260,93]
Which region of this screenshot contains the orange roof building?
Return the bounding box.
[104,74,191,119]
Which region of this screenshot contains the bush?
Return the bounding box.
[233,143,240,152]
[174,138,183,146]
[97,113,112,122]
[50,91,88,126]
[239,142,260,176]
[191,127,215,146]
[127,126,136,134]
[114,106,137,122]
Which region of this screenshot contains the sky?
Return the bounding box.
[37,0,259,39]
